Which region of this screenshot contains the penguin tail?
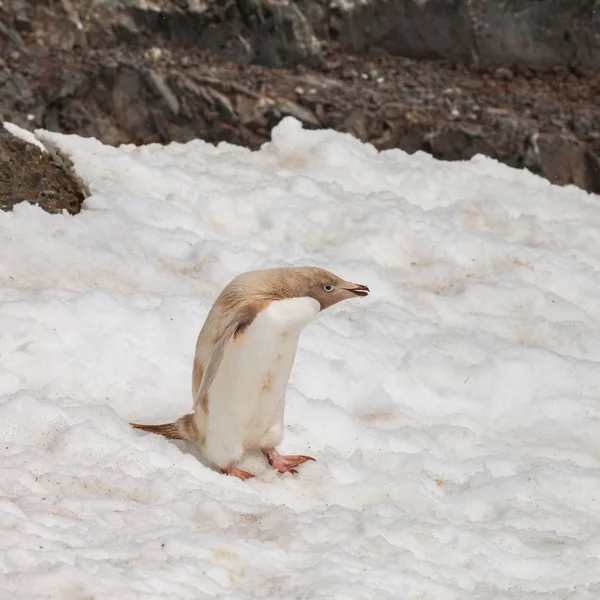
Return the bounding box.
[130,421,183,439]
[130,413,199,442]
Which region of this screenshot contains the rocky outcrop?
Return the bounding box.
[326,0,600,71]
[1,0,599,200]
[10,0,598,71]
[0,125,86,214]
[9,0,324,68]
[525,132,600,192]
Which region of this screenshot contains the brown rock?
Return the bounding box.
[530,133,600,193]
[0,126,86,215]
[2,0,600,196]
[425,127,496,162]
[340,108,370,142]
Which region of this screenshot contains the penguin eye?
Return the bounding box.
[323,284,335,292]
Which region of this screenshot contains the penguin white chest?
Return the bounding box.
[207,296,320,449]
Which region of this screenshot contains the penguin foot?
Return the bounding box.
[262,448,316,474]
[223,466,256,481]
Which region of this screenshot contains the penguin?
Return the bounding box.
[131,266,369,480]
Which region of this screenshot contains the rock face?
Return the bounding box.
[15,0,596,72]
[1,0,599,201]
[0,126,86,215]
[75,0,323,68]
[327,0,600,71]
[527,133,600,192]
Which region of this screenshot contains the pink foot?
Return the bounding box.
[263,448,316,474]
[223,466,255,481]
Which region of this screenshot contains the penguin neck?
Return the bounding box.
[257,296,321,333]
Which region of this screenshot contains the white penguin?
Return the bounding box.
[131,266,369,480]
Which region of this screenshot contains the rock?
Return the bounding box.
[340,108,370,142]
[0,6,24,56]
[478,0,600,70]
[495,67,514,81]
[199,86,237,123]
[1,0,600,196]
[271,98,321,128]
[238,0,323,67]
[327,0,473,64]
[96,0,323,68]
[111,65,153,140]
[397,126,427,155]
[0,125,86,215]
[425,127,497,162]
[527,133,600,194]
[320,0,600,71]
[145,70,180,116]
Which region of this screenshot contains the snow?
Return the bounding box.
[2,117,600,598]
[3,121,47,152]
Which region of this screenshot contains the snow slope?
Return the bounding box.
[1,118,600,599]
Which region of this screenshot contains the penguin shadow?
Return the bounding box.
[170,439,212,469]
[171,439,274,478]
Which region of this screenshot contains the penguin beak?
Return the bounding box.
[346,284,370,297]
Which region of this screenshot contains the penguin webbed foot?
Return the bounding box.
[262,448,316,475]
[220,450,315,480]
[223,466,256,480]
